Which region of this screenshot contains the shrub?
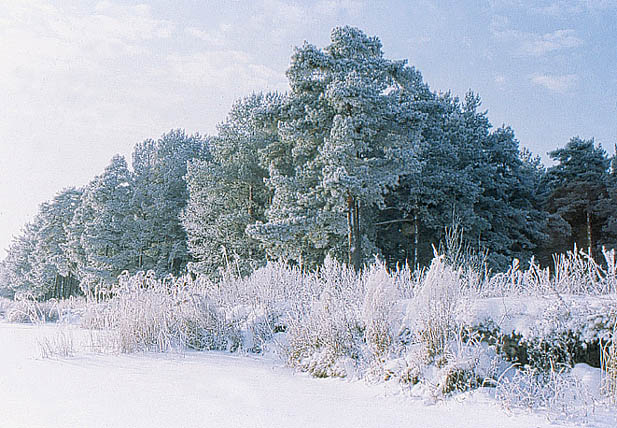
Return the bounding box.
[82,271,233,353]
[496,366,595,420]
[285,257,365,378]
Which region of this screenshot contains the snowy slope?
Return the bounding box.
[1,323,614,428]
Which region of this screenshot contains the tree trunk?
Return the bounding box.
[413,208,419,269]
[347,193,362,270]
[54,274,60,299]
[347,193,353,267]
[67,273,73,298]
[352,199,361,270]
[248,184,254,217]
[586,209,593,254]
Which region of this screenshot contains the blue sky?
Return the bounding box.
[1,0,616,254]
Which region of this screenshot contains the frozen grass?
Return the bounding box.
[80,271,232,353]
[602,323,617,403]
[0,297,12,319]
[38,327,75,358]
[484,247,617,297]
[496,365,598,421]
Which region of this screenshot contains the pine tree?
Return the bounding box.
[30,188,82,299]
[543,137,611,257]
[183,94,277,277]
[249,26,423,270]
[73,155,135,290]
[376,94,481,268]
[132,129,209,275]
[0,221,40,297]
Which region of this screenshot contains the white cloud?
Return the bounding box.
[315,0,366,17]
[530,73,578,92]
[521,29,582,56]
[185,27,225,46]
[490,19,583,56]
[250,0,367,41]
[543,0,617,15]
[167,51,287,95]
[492,0,617,16]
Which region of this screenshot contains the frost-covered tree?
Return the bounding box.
[473,126,547,268]
[183,94,278,277]
[543,137,612,257]
[0,188,82,299]
[71,155,136,290]
[377,93,547,270]
[248,26,423,270]
[0,221,40,297]
[376,94,481,268]
[132,130,209,275]
[30,188,83,298]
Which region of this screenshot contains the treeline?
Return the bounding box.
[1,26,616,299]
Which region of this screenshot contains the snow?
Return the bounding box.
[460,294,617,339]
[1,323,614,428]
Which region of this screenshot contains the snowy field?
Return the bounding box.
[1,323,615,428]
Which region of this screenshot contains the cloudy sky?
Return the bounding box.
[1,0,616,254]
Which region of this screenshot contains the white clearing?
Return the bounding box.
[0,323,613,428]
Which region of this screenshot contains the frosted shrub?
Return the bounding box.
[496,366,595,420]
[286,257,365,378]
[601,323,617,403]
[206,261,310,353]
[404,255,464,360]
[85,271,232,353]
[6,295,46,323]
[362,261,399,362]
[360,259,421,383]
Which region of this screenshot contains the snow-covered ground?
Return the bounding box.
[0,322,614,428]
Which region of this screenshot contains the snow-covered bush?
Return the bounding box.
[361,261,403,366]
[601,323,617,403]
[0,297,13,319]
[285,257,365,378]
[403,255,464,360]
[210,261,309,353]
[496,366,596,420]
[83,271,233,353]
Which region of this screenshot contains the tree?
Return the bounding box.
[72,155,135,290]
[0,187,83,299]
[377,93,547,270]
[249,26,423,270]
[0,221,40,297]
[132,130,209,275]
[30,187,82,299]
[183,94,277,277]
[376,93,481,268]
[542,137,611,257]
[472,126,547,268]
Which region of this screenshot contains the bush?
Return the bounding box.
[0,297,12,319]
[496,366,595,420]
[82,271,233,353]
[285,257,365,378]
